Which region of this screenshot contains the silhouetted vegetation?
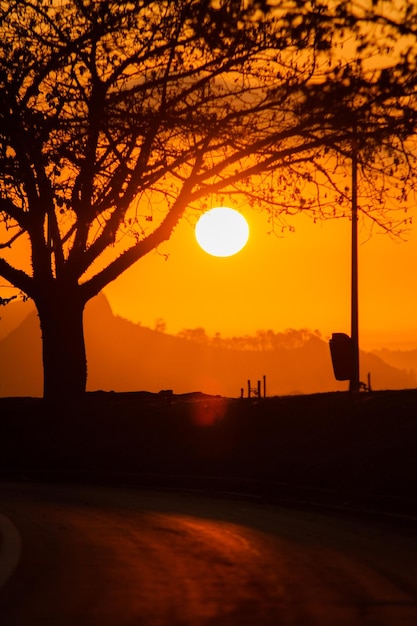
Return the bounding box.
[0,295,16,306]
[1,389,417,515]
[1,295,415,397]
[178,327,323,351]
[1,1,416,399]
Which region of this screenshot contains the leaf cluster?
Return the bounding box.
[0,0,416,300]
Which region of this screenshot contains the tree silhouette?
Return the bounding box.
[0,0,416,399]
[0,295,17,306]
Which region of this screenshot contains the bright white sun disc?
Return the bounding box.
[195,207,249,257]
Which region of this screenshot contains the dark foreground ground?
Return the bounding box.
[3,482,417,626]
[1,389,416,515]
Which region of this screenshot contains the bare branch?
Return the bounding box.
[0,228,25,249]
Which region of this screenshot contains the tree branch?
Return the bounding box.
[0,258,34,296]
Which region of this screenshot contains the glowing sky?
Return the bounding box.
[104,207,417,351]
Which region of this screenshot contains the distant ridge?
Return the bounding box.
[0,298,35,341]
[0,293,416,397]
[372,348,417,378]
[0,306,42,397]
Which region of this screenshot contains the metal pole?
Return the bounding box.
[350,129,360,393]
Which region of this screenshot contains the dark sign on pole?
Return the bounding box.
[329,332,353,381]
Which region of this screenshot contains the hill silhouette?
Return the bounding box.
[372,347,417,379]
[0,298,34,341]
[0,293,416,397]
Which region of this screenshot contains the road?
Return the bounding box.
[0,481,417,625]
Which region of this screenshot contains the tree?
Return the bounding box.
[0,294,16,306]
[1,0,416,400]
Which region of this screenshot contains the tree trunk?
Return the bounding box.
[36,289,87,402]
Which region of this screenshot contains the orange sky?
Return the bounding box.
[1,3,415,357]
[2,200,415,352]
[103,206,417,352]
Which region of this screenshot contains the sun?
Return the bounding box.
[195,207,249,257]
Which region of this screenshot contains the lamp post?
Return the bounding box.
[350,128,360,393]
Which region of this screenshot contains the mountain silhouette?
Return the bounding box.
[372,348,417,379]
[0,293,416,397]
[0,298,34,341]
[0,302,42,397]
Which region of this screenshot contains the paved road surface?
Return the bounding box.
[0,482,416,625]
